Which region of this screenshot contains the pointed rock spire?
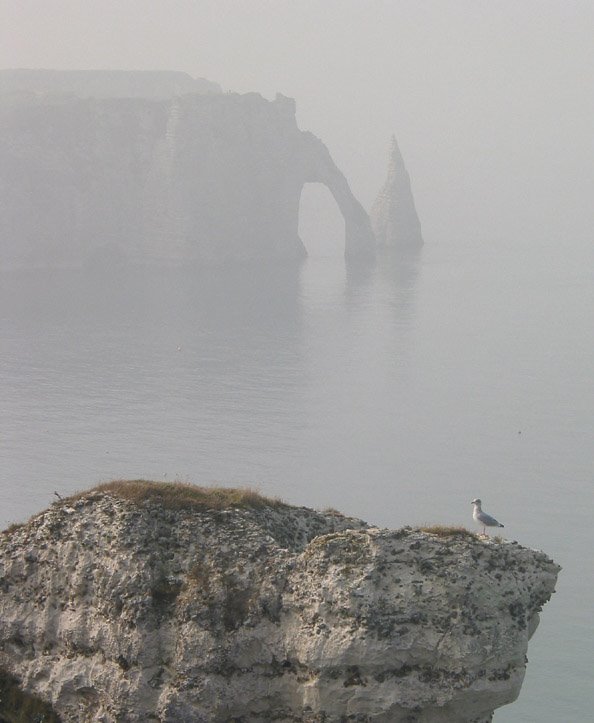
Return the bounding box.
[371,135,423,249]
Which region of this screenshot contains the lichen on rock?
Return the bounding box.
[0,481,559,722]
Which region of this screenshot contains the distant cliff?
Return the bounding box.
[0,481,559,722]
[0,71,374,268]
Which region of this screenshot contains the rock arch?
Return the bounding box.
[298,182,345,256]
[298,132,376,259]
[0,87,376,268]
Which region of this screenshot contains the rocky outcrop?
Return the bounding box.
[371,135,423,249]
[0,72,375,268]
[0,482,559,722]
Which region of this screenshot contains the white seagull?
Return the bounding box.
[471,498,504,535]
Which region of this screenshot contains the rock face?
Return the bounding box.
[0,71,375,268]
[371,135,424,249]
[0,483,559,722]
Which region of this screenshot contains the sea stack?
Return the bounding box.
[371,135,424,250]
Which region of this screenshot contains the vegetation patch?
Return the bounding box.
[0,668,61,722]
[63,479,287,512]
[0,522,24,537]
[321,507,345,517]
[418,525,478,539]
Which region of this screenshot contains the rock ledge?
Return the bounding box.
[0,483,559,722]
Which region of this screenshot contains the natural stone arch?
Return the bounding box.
[298,131,376,259]
[298,182,345,257]
[0,88,376,268]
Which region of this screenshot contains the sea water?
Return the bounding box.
[1,236,592,721]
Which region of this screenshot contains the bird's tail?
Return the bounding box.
[499,523,504,528]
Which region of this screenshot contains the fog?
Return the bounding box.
[3,0,593,244]
[2,2,593,721]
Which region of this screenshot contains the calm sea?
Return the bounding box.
[1,236,592,721]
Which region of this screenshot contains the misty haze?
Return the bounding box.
[1,2,593,722]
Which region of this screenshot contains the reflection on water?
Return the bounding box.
[2,240,593,722]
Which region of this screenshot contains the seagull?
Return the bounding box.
[471,498,504,535]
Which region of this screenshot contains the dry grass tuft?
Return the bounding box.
[320,507,345,517]
[418,525,478,539]
[63,479,286,512]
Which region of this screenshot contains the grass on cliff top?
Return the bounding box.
[418,525,478,539]
[65,479,288,512]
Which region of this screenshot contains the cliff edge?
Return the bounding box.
[0,481,559,722]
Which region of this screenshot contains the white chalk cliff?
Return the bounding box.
[0,71,375,268]
[0,483,559,722]
[371,135,424,249]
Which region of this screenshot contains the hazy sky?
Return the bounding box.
[2,0,593,244]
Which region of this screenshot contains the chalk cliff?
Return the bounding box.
[0,482,559,722]
[371,135,424,249]
[0,72,375,268]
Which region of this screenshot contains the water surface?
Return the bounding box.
[2,237,592,721]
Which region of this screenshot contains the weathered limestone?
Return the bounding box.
[0,486,559,722]
[0,72,375,268]
[371,135,424,249]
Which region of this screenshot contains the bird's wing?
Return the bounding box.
[477,511,500,526]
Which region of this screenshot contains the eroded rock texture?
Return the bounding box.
[371,135,424,249]
[0,489,559,722]
[0,71,374,268]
